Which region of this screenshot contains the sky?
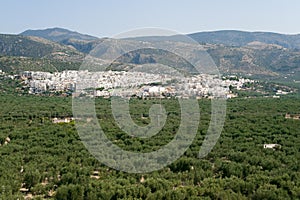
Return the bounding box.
[1,0,300,37]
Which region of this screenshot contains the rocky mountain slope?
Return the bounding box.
[20,27,99,54]
[0,34,83,61]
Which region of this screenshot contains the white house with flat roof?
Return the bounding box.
[264,144,281,149]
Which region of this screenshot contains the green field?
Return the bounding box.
[0,92,300,199]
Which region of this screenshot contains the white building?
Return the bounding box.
[263,144,281,149]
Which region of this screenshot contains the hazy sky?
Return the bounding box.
[1,0,300,37]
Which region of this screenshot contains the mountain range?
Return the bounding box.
[0,27,299,80]
[188,30,300,49]
[21,27,97,42]
[21,28,100,54]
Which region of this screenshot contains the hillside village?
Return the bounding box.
[1,69,295,99]
[18,70,257,99]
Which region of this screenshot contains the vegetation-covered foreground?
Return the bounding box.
[0,92,300,199]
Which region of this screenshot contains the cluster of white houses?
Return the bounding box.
[20,70,255,98]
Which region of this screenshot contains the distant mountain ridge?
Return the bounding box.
[20,28,99,53]
[20,27,98,42]
[0,27,299,79]
[0,32,84,72]
[20,28,300,52]
[94,37,300,77]
[188,30,300,49]
[0,34,83,60]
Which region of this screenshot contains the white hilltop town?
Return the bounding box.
[18,70,256,99]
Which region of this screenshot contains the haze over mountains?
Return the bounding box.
[0,27,300,79]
